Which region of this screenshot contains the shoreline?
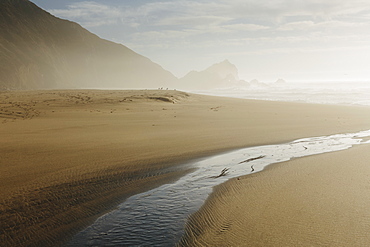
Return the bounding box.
[179,144,370,246]
[2,90,370,246]
[68,129,370,246]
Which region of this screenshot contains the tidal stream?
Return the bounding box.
[67,130,370,246]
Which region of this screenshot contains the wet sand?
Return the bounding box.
[1,90,370,246]
[179,144,370,246]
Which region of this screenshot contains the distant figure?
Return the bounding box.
[251,165,255,172]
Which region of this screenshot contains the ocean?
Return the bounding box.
[194,81,370,106]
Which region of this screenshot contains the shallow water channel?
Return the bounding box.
[67,130,370,246]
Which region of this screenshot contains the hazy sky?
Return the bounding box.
[31,0,370,82]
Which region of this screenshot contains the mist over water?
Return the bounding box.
[194,81,370,106]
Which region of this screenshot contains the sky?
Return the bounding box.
[30,0,370,82]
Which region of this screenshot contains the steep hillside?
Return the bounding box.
[0,0,177,90]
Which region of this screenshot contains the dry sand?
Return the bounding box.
[179,144,370,246]
[1,90,370,246]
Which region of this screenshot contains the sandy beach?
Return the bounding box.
[179,144,370,246]
[2,90,370,246]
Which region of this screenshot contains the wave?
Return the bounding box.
[193,81,370,106]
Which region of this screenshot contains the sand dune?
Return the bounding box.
[1,90,370,246]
